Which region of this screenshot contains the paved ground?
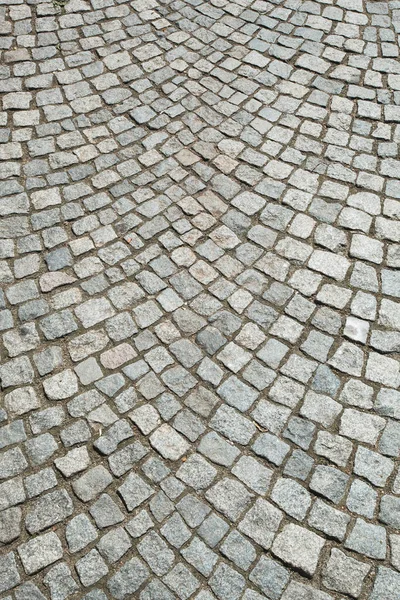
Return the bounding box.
[1,0,400,598]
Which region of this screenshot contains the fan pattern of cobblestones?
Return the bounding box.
[0,0,400,598]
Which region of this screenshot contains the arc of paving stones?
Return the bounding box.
[0,0,400,598]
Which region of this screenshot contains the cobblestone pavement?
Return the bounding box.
[1,0,400,598]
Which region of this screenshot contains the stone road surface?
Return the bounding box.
[0,0,400,598]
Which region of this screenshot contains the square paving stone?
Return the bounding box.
[18,532,63,575]
[118,472,154,511]
[107,558,149,600]
[238,499,283,550]
[150,424,190,460]
[206,477,254,522]
[76,549,109,587]
[272,523,325,576]
[322,548,370,598]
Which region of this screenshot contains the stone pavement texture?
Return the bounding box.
[0,0,400,598]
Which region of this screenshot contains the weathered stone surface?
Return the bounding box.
[1,4,398,597]
[272,524,325,576]
[18,532,63,575]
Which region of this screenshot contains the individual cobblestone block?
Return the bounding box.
[308,499,350,541]
[300,391,341,428]
[76,549,109,587]
[107,558,149,600]
[353,446,394,487]
[164,562,200,599]
[310,465,349,503]
[60,419,91,448]
[97,527,131,564]
[209,562,244,600]
[0,552,20,593]
[283,416,316,450]
[370,567,400,600]
[90,493,125,528]
[74,357,103,385]
[198,431,240,466]
[39,309,78,341]
[211,405,256,445]
[25,488,73,534]
[346,479,377,518]
[198,512,229,548]
[322,548,370,598]
[232,455,273,495]
[340,379,374,409]
[217,376,259,411]
[0,356,34,387]
[390,535,400,571]
[55,446,90,477]
[181,536,218,576]
[43,563,79,600]
[18,532,63,574]
[340,408,385,444]
[365,352,400,387]
[125,509,154,540]
[345,518,387,559]
[328,342,364,377]
[206,477,254,522]
[281,581,333,600]
[252,433,291,466]
[221,530,256,571]
[118,472,154,511]
[239,499,282,550]
[14,582,47,600]
[4,387,40,415]
[24,432,58,466]
[72,466,113,502]
[250,556,290,600]
[75,297,115,328]
[24,467,57,499]
[3,323,40,357]
[284,449,314,481]
[176,453,217,490]
[176,494,211,529]
[68,330,109,362]
[0,477,25,511]
[0,505,21,544]
[43,369,78,400]
[161,511,191,548]
[0,419,26,449]
[271,477,311,521]
[66,513,98,553]
[150,424,189,460]
[272,524,325,576]
[379,495,400,529]
[0,447,28,479]
[314,431,353,467]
